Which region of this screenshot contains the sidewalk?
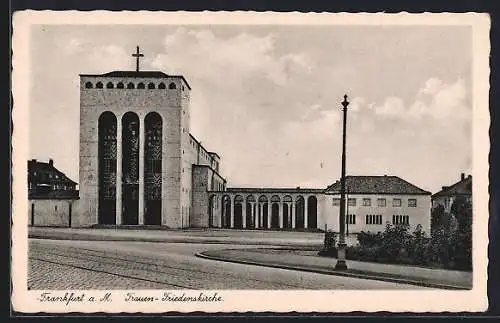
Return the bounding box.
[28,227,324,247]
[197,248,473,290]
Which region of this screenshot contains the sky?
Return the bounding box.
[28,24,472,193]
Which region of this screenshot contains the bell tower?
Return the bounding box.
[75,47,191,227]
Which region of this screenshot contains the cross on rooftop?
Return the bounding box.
[132,46,144,72]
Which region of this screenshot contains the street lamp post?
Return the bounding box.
[335,94,349,270]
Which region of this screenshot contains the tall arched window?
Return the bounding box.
[144,112,163,225]
[117,82,124,89]
[122,112,140,225]
[106,82,114,89]
[127,82,135,89]
[168,82,176,89]
[85,81,93,89]
[96,82,103,89]
[148,82,155,89]
[98,111,117,225]
[137,82,145,89]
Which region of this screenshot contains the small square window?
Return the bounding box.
[408,199,417,207]
[332,198,341,206]
[393,198,402,207]
[362,198,371,206]
[377,198,386,207]
[347,198,356,207]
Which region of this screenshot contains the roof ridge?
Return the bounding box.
[432,176,472,196]
[325,175,431,195]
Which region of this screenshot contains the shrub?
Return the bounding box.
[318,200,472,272]
[357,230,383,248]
[323,231,337,252]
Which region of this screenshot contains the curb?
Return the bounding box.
[195,251,470,290]
[28,233,322,249]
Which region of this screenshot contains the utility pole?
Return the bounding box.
[335,94,349,270]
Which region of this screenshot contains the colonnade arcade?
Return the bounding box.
[209,193,319,229]
[97,110,163,226]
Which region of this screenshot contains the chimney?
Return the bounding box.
[461,173,465,181]
[49,159,54,167]
[442,186,449,190]
[31,159,37,163]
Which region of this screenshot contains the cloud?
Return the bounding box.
[374,96,406,117]
[150,28,314,87]
[87,45,131,71]
[61,38,85,54]
[372,78,470,122]
[418,77,444,96]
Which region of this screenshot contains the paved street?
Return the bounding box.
[29,239,426,290]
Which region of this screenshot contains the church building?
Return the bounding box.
[74,47,226,228]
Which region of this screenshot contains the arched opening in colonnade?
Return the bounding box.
[234,195,243,229]
[270,195,280,229]
[283,195,293,229]
[295,196,305,229]
[221,195,231,228]
[258,195,268,229]
[98,111,117,225]
[307,196,318,229]
[208,194,216,227]
[246,195,256,228]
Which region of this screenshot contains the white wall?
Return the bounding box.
[320,193,432,234]
[28,199,78,227]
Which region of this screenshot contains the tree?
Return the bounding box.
[431,204,453,234]
[450,195,473,270]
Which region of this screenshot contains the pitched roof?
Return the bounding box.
[325,175,431,195]
[28,160,77,185]
[432,175,472,198]
[79,70,192,89]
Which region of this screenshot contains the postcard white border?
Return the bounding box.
[11,11,491,313]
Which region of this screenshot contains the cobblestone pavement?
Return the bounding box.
[28,239,426,290]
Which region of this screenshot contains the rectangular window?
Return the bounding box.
[408,199,417,207]
[332,198,341,206]
[393,198,402,207]
[392,215,409,225]
[377,198,386,207]
[347,198,356,206]
[362,198,371,206]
